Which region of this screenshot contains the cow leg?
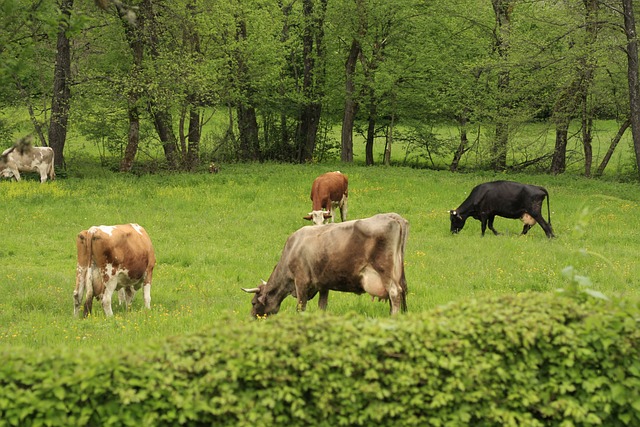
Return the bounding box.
[83,286,94,318]
[294,280,309,312]
[143,267,153,309]
[388,283,404,315]
[521,224,533,235]
[122,287,136,311]
[487,216,500,235]
[318,289,329,310]
[480,216,488,236]
[12,170,21,181]
[37,166,47,183]
[142,283,151,309]
[101,278,119,317]
[340,196,348,222]
[531,213,555,238]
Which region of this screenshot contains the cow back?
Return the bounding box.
[90,225,155,280]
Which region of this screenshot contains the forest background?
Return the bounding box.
[2,0,640,178]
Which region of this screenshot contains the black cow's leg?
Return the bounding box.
[531,213,555,238]
[488,216,500,235]
[480,217,488,236]
[521,224,533,235]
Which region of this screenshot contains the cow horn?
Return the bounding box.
[242,287,260,293]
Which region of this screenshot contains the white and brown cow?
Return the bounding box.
[0,138,55,183]
[243,213,409,316]
[74,223,156,317]
[303,171,348,225]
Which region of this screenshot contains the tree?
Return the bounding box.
[48,0,74,168]
[621,0,640,178]
[115,1,145,172]
[296,0,328,163]
[490,0,513,171]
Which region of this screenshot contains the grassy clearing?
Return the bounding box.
[0,161,639,352]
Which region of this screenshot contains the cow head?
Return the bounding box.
[0,146,15,176]
[242,280,283,317]
[449,210,466,234]
[303,210,332,225]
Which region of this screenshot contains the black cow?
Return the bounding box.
[449,181,554,238]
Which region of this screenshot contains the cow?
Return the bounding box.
[74,223,156,317]
[449,180,554,238]
[303,171,348,225]
[0,136,55,183]
[243,213,409,317]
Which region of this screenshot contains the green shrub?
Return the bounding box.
[1,292,638,427]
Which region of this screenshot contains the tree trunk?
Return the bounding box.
[621,0,640,178]
[48,0,73,169]
[116,2,144,172]
[580,0,599,178]
[450,114,469,172]
[341,39,360,163]
[237,104,260,161]
[551,119,569,174]
[384,112,394,165]
[595,118,631,177]
[121,105,140,172]
[490,0,512,171]
[186,106,201,169]
[365,94,377,166]
[296,0,327,163]
[183,0,201,170]
[582,114,593,177]
[150,109,179,168]
[234,19,260,162]
[550,76,581,175]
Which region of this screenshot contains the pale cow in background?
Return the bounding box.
[74,223,156,317]
[0,136,55,183]
[303,171,349,225]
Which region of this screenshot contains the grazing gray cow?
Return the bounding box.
[244,213,409,316]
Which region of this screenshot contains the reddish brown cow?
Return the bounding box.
[74,223,156,317]
[303,171,348,225]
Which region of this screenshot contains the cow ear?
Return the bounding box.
[303,215,312,221]
[323,212,332,219]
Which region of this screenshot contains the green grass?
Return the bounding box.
[1,160,639,351]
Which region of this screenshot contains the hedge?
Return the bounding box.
[1,292,639,427]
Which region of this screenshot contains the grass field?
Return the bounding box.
[0,159,639,352]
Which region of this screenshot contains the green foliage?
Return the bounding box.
[0,292,638,426]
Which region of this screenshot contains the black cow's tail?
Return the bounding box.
[544,189,552,226]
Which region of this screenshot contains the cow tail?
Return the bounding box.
[545,190,552,226]
[82,231,95,316]
[49,150,56,180]
[399,218,409,313]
